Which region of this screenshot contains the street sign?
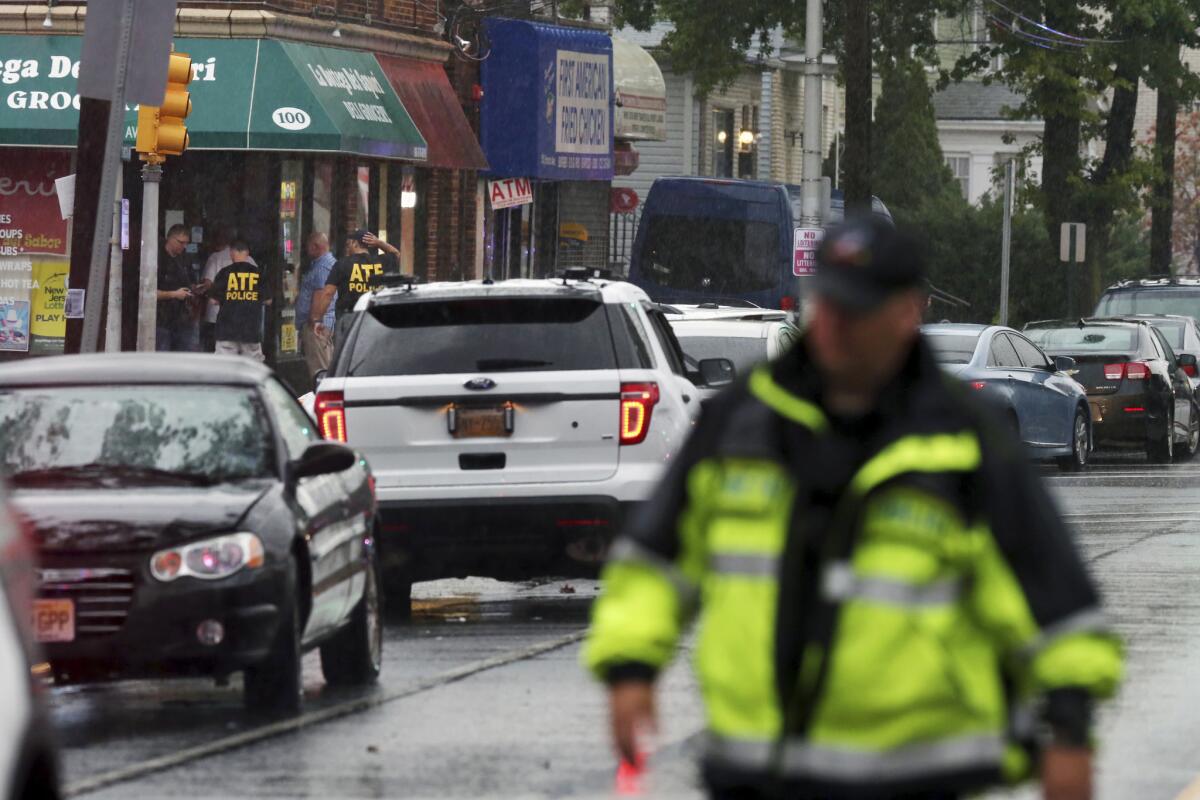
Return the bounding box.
[1060,222,1086,263]
[794,227,823,276]
[489,178,533,210]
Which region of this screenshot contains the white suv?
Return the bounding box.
[310,275,732,611]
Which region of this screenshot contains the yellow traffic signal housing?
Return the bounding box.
[135,51,192,162]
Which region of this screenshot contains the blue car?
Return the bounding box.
[924,324,1092,471]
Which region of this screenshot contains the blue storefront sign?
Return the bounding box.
[481,18,613,182]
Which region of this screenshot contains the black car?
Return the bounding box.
[0,354,382,713]
[1024,319,1200,462]
[1094,276,1200,320]
[1110,314,1200,399]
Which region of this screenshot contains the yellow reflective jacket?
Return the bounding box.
[584,338,1122,796]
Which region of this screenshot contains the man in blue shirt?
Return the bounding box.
[298,232,336,377]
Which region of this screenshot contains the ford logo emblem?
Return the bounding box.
[464,377,496,391]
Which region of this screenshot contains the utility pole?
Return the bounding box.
[65,0,177,353]
[800,0,824,226]
[104,174,123,351]
[1000,158,1015,326]
[65,0,136,354]
[137,163,161,351]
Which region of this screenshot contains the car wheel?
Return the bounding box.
[243,560,303,714]
[1057,407,1090,472]
[320,559,383,687]
[1148,409,1175,463]
[1177,403,1200,461]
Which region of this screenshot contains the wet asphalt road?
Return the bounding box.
[47,455,1200,799]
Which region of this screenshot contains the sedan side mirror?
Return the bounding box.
[697,358,736,388]
[1053,355,1076,372]
[290,442,356,482]
[1179,353,1197,369]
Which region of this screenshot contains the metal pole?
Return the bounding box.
[79,0,136,353]
[104,171,123,352]
[1000,159,1015,326]
[137,163,161,351]
[1066,227,1075,318]
[800,0,824,226]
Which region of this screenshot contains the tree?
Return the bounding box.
[953,0,1200,297]
[1150,109,1200,273]
[611,0,973,210]
[871,55,963,211]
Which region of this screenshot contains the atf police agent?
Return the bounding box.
[308,228,401,343]
[584,218,1122,800]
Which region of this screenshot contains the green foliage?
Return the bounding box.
[870,57,962,212]
[905,198,1149,327]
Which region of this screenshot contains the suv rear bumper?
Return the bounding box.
[377,496,639,582]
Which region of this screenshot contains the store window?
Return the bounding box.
[278,160,303,358]
[313,160,334,244]
[356,165,371,230]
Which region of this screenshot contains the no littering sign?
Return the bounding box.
[794,227,823,276]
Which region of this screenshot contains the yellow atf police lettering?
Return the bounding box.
[348,262,384,293]
[225,270,260,302]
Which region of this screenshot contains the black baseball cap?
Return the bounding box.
[813,217,926,312]
[349,228,372,244]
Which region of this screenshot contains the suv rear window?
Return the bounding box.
[1025,325,1138,352]
[343,297,618,376]
[1095,288,1200,318]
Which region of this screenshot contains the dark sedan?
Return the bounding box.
[0,354,382,713]
[1024,318,1200,462]
[924,324,1091,470]
[1110,314,1200,399]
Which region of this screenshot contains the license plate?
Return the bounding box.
[31,598,74,643]
[452,407,510,438]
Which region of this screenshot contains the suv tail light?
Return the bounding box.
[1104,362,1150,381]
[315,391,347,442]
[1185,363,1198,378]
[620,383,659,445]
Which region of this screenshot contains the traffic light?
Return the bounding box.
[136,52,192,163]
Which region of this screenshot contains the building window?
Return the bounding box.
[712,109,735,177]
[945,155,970,199]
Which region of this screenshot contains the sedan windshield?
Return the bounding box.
[926,333,980,365]
[676,335,769,372]
[1025,326,1138,353]
[0,385,273,486]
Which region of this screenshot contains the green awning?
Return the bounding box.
[0,35,427,160]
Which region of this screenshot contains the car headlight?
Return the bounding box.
[150,533,265,582]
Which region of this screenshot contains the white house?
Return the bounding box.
[933,81,1042,206]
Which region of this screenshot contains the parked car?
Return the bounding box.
[1109,314,1200,398]
[0,486,60,800]
[0,354,381,713]
[311,273,733,614]
[1094,276,1200,320]
[1024,318,1200,462]
[923,324,1092,471]
[665,305,799,399]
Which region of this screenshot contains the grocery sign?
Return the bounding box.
[794,227,823,276]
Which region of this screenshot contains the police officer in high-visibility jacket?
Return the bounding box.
[584,217,1122,800]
